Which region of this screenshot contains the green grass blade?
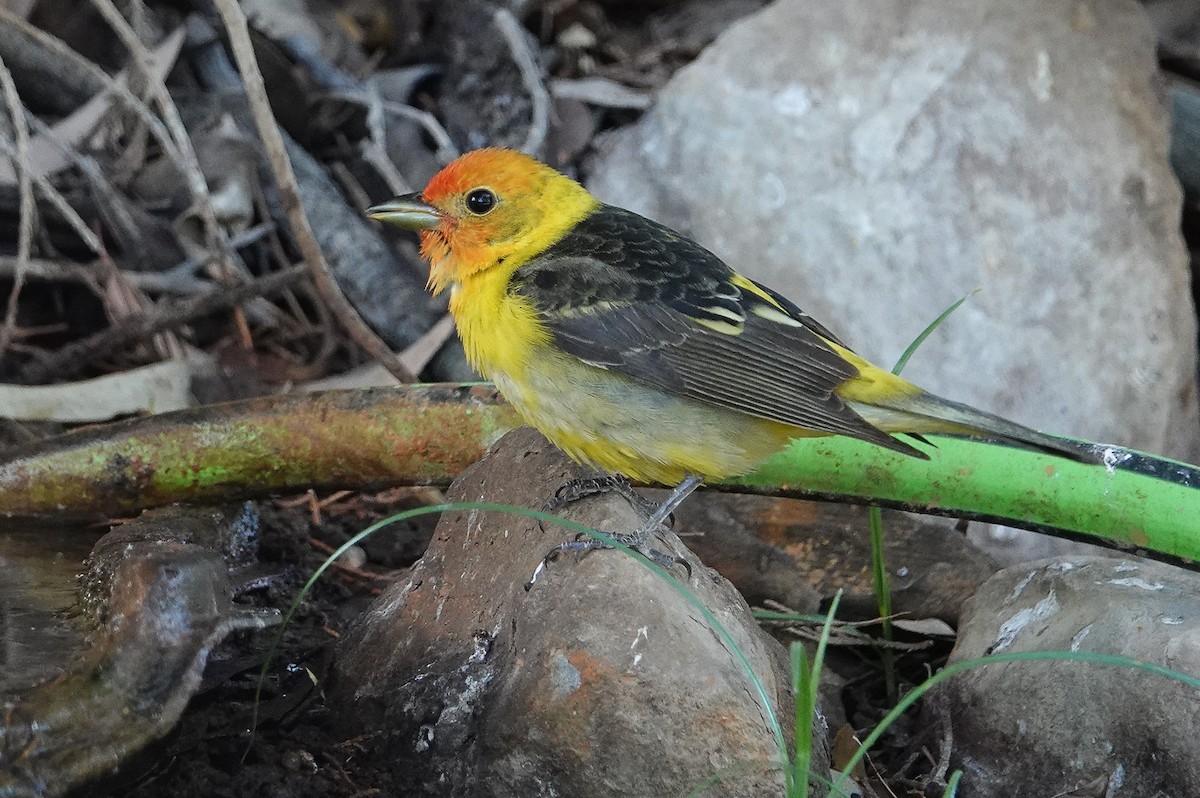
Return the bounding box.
[791,642,813,796]
[892,291,974,375]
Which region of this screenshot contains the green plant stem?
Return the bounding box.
[736,435,1200,567]
[869,296,969,706]
[868,505,897,704]
[867,508,892,631]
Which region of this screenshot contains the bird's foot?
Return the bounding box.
[527,477,691,590]
[525,523,691,591]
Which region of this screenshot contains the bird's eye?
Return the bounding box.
[465,188,497,215]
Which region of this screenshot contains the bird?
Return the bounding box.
[368,147,1095,565]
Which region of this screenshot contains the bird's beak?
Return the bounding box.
[367,193,441,231]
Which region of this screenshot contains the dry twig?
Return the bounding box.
[355,85,459,164]
[212,0,416,382]
[0,222,274,299]
[0,256,99,289]
[380,100,459,164]
[17,114,109,254]
[17,79,186,271]
[0,52,33,361]
[17,264,307,384]
[0,8,181,167]
[87,1,236,285]
[134,222,276,295]
[493,8,550,157]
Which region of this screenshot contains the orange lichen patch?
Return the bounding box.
[566,649,621,686]
[751,498,821,546]
[521,648,628,759]
[690,705,780,766]
[780,535,819,564]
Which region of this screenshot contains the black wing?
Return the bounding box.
[510,206,922,456]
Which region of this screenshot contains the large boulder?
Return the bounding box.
[588,0,1199,461]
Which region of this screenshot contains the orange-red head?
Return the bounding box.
[368,148,598,295]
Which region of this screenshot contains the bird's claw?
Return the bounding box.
[537,475,673,533]
[524,528,691,591]
[526,473,693,590]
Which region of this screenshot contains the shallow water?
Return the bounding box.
[0,523,102,695]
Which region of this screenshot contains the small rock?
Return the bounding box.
[329,427,821,796]
[336,544,367,570]
[932,556,1200,796]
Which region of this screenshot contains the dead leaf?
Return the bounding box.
[0,359,195,421]
[891,617,957,638]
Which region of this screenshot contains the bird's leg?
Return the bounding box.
[635,474,704,536]
[527,475,704,590]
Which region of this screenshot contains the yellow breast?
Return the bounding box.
[448,265,547,406]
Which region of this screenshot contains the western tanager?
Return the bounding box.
[369,148,1094,556]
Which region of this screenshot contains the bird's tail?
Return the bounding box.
[850,391,1102,465]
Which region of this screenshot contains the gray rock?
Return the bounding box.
[672,494,999,625]
[330,428,821,797]
[933,556,1200,796]
[588,0,1200,461]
